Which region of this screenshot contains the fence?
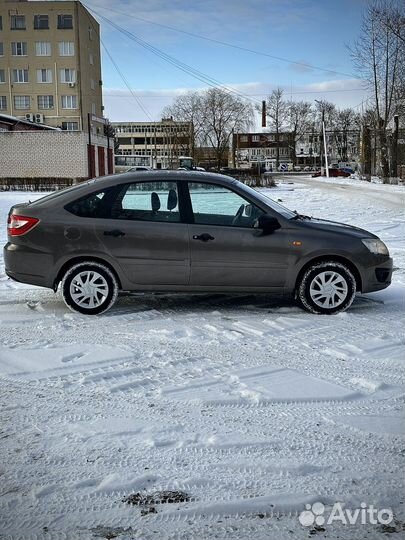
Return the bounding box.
[0,178,76,192]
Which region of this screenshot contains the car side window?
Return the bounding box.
[65,189,113,218]
[111,181,180,222]
[188,182,264,228]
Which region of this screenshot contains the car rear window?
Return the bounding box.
[28,179,99,207]
[65,188,115,218]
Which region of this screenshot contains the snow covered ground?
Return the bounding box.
[0,176,404,540]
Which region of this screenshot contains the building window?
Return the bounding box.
[61,95,77,109]
[60,69,76,83]
[11,15,26,30]
[252,135,260,142]
[240,135,248,142]
[0,16,2,31]
[0,96,6,110]
[0,70,5,83]
[58,41,74,56]
[88,27,93,40]
[34,15,49,29]
[37,68,52,83]
[38,95,54,109]
[57,15,73,29]
[12,69,29,83]
[35,41,51,56]
[62,121,79,131]
[90,78,95,90]
[91,102,96,114]
[11,42,27,56]
[0,42,3,56]
[89,53,94,65]
[14,96,30,110]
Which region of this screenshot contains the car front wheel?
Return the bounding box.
[61,262,118,315]
[296,261,356,314]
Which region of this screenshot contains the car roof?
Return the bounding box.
[118,170,237,183]
[90,170,239,190]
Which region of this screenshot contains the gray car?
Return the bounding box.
[4,171,393,315]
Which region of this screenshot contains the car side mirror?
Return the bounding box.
[255,214,281,235]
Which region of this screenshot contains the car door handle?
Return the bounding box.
[193,233,215,242]
[104,229,125,237]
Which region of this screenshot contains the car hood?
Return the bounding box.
[296,217,378,239]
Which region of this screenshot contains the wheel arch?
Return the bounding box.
[53,256,122,291]
[294,255,362,294]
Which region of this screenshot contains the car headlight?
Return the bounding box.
[361,238,389,255]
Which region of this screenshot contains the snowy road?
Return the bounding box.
[289,175,405,209]
[0,177,404,540]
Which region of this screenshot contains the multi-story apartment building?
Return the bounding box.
[295,130,360,168]
[231,132,295,170]
[113,118,192,170]
[0,0,103,132]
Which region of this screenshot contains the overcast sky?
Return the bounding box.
[81,0,372,126]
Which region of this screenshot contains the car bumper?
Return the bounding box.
[361,256,393,293]
[4,242,53,288]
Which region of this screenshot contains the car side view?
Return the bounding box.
[4,171,393,315]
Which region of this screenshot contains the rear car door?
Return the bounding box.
[186,181,291,289]
[68,180,190,287]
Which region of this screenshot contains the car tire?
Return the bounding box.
[296,261,356,315]
[61,262,118,315]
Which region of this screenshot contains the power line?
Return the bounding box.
[99,37,154,120]
[88,7,262,106]
[84,1,361,80]
[82,7,154,120]
[102,88,367,98]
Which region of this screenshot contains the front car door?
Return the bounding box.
[186,181,291,290]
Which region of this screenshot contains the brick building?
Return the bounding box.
[0,113,113,183]
[231,132,295,171]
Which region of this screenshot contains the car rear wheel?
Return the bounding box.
[61,262,118,315]
[296,261,356,314]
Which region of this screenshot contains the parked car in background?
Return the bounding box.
[126,166,152,172]
[312,168,351,178]
[4,171,392,316]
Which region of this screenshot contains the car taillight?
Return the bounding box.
[7,215,40,236]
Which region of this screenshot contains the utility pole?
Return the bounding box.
[315,100,329,178]
[361,124,372,181]
[322,121,329,177]
[320,109,324,172]
[391,115,399,179]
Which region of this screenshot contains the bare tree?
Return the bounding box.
[163,88,253,169]
[314,99,336,127]
[289,101,313,164]
[334,108,360,162]
[201,89,254,170]
[350,0,404,180]
[262,89,289,168]
[162,91,204,161]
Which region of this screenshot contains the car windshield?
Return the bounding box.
[236,182,296,219]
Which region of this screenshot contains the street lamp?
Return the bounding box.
[315,100,330,178]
